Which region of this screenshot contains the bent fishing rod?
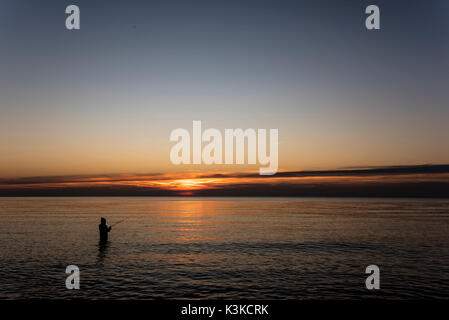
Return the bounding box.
[110,218,128,227]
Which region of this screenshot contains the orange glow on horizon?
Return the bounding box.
[1,170,448,195]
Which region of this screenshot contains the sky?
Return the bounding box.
[0,0,448,195]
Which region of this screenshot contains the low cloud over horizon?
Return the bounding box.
[1,164,448,198]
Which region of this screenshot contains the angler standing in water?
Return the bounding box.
[99,217,112,242]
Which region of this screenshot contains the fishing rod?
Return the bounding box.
[110,218,128,227]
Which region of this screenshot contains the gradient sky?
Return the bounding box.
[1,0,448,179]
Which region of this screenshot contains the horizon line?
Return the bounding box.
[1,164,449,198]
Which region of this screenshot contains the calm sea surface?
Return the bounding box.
[0,197,448,299]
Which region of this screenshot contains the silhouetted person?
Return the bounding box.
[99,217,111,243]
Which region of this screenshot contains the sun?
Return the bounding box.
[164,178,225,191]
[176,179,204,190]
